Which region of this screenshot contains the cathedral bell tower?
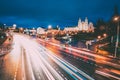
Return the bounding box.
[85,17,88,31]
[78,18,82,31]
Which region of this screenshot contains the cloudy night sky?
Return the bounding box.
[0,0,120,28]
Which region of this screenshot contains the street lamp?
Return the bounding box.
[98,35,101,40]
[113,16,120,58]
[103,33,107,37]
[13,24,16,29]
[48,25,52,29]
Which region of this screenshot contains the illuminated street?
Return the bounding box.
[0,34,119,80]
[37,37,120,80]
[0,34,95,80]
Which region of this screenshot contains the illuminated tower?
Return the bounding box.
[84,17,88,31]
[78,18,82,31]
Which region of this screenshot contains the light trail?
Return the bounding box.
[30,52,55,80]
[21,47,26,80]
[38,44,94,80]
[18,34,93,80]
[18,35,62,80]
[12,34,120,80]
[38,38,120,69]
[32,49,64,80]
[95,70,120,80]
[38,38,120,79]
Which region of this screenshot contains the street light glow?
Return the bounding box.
[103,33,107,37]
[114,17,119,21]
[48,25,52,29]
[98,36,101,39]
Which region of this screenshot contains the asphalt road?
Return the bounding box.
[0,34,120,80]
[37,38,120,80]
[0,34,94,80]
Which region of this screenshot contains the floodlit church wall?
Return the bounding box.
[64,17,95,33]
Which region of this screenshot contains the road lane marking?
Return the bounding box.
[22,48,26,80]
[95,70,120,80]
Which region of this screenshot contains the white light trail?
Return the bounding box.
[95,70,120,80]
[21,48,26,80]
[38,38,120,70]
[18,35,60,80]
[42,47,94,80]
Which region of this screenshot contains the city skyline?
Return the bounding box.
[0,0,120,28]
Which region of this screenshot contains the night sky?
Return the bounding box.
[0,0,120,28]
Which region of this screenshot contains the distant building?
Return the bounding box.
[24,28,29,34]
[8,24,17,30]
[36,27,46,38]
[29,28,36,35]
[64,17,94,32]
[13,24,16,29]
[37,27,45,34]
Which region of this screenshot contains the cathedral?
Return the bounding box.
[64,17,95,32]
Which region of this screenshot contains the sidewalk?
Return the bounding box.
[0,36,13,57]
[92,43,120,60]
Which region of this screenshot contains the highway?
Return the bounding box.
[0,34,95,80]
[0,33,120,80]
[37,38,120,80]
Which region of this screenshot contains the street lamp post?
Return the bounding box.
[114,16,120,58]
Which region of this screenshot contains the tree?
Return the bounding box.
[0,22,5,30]
[108,5,120,36]
[95,18,106,35]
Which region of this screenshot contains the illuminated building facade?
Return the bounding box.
[64,17,94,32]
